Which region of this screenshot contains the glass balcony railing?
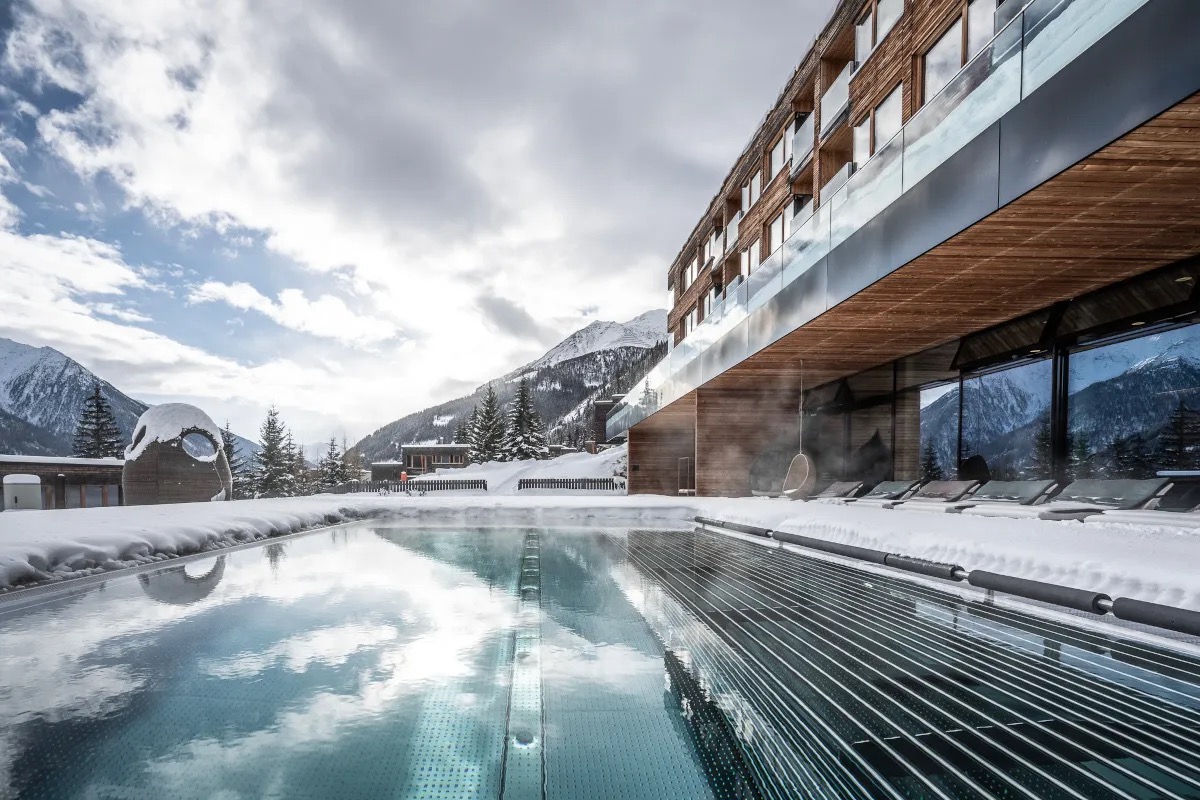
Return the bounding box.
[791,114,815,171]
[608,0,1152,442]
[819,61,854,136]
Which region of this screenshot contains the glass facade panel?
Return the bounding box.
[873,84,903,148]
[768,213,784,255]
[1067,325,1200,480]
[960,359,1052,480]
[84,485,103,508]
[918,384,960,480]
[769,137,785,180]
[923,20,962,105]
[855,14,873,63]
[967,0,997,59]
[852,119,870,165]
[876,0,903,42]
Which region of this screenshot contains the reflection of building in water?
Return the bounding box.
[663,649,764,800]
[138,557,226,605]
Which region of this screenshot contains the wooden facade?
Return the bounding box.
[631,0,1200,495]
[0,456,125,510]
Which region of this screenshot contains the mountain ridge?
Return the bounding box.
[0,337,260,460]
[350,311,667,462]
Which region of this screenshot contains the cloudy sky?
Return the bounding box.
[0,0,827,444]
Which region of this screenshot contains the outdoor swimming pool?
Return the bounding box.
[1,523,1199,799]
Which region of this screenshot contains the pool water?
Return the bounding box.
[2,524,1200,800]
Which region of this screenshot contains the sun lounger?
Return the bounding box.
[961,478,1170,521]
[889,480,981,511]
[795,480,863,502]
[831,479,920,507]
[942,479,1057,514]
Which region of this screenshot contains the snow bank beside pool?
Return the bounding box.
[751,501,1200,612]
[0,493,695,590]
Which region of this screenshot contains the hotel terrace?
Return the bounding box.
[607,0,1200,497]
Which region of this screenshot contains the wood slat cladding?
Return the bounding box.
[688,92,1200,399]
[627,392,696,495]
[695,389,799,497]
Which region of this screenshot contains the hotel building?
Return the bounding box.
[608,0,1200,496]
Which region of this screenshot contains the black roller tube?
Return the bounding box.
[968,570,1111,614]
[884,554,967,582]
[1111,598,1200,637]
[694,516,773,538]
[770,530,891,565]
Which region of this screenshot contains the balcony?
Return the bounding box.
[790,114,816,175]
[609,0,1170,443]
[819,61,854,137]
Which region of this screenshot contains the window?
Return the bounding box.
[923,0,998,105]
[924,22,961,103]
[769,136,786,181]
[741,244,760,276]
[853,83,903,165]
[768,213,785,255]
[856,0,904,63]
[853,118,871,166]
[961,359,1053,480]
[1067,325,1200,480]
[748,172,761,207]
[967,0,997,61]
[874,84,902,147]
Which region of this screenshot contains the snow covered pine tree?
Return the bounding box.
[254,406,295,497]
[319,436,347,490]
[471,386,507,462]
[72,381,124,458]
[502,377,548,461]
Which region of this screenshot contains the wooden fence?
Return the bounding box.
[516,477,625,492]
[333,479,487,494]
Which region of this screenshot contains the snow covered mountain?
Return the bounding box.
[517,310,667,373]
[351,311,668,462]
[0,336,260,459]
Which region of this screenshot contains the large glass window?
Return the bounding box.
[769,136,786,181]
[856,0,903,63]
[877,0,903,41]
[967,0,997,60]
[749,172,761,206]
[768,213,784,255]
[960,358,1053,481]
[917,384,960,481]
[874,84,903,146]
[1067,325,1200,480]
[924,20,962,103]
[853,118,871,165]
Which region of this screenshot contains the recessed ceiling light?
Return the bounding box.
[1177,275,1195,282]
[1131,320,1146,326]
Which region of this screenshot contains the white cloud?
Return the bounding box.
[188,280,402,346]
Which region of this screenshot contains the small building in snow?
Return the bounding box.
[0,455,125,510]
[371,444,471,480]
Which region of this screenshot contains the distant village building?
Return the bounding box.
[371,444,470,480]
[0,455,125,510]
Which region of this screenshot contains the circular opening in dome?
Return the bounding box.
[182,431,218,458]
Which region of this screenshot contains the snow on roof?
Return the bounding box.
[372,460,403,466]
[0,454,124,466]
[125,403,223,463]
[402,443,470,449]
[2,474,40,484]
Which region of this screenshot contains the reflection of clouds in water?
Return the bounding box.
[0,531,514,795]
[202,623,400,679]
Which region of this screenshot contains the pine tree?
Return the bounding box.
[340,436,361,482]
[501,378,548,461]
[220,421,250,499]
[1068,431,1093,481]
[73,382,124,458]
[638,379,658,412]
[463,406,482,462]
[288,434,312,496]
[453,419,471,444]
[471,388,506,463]
[920,440,944,483]
[318,436,346,490]
[254,406,293,498]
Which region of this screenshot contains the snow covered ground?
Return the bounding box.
[2,443,1200,624]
